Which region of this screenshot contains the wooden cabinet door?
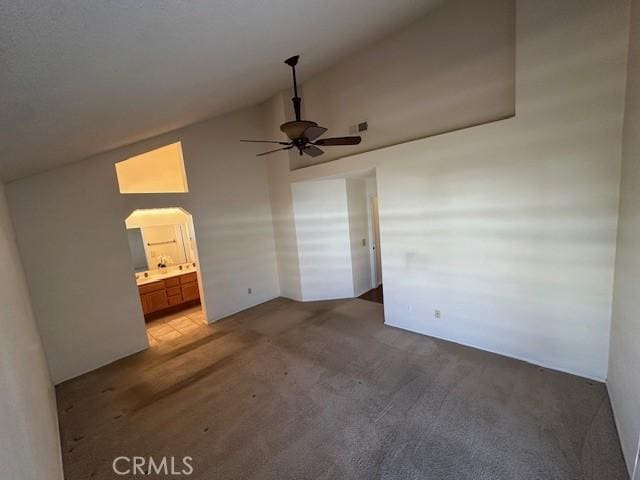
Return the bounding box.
[141,294,151,314]
[143,290,169,313]
[167,294,183,306]
[181,282,200,301]
[166,286,182,297]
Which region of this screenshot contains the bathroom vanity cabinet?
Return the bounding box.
[138,271,200,318]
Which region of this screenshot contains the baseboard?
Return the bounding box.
[207,294,281,323]
[384,319,606,382]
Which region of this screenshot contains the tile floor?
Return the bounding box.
[145,305,206,346]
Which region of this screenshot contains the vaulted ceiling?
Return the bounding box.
[0,0,443,181]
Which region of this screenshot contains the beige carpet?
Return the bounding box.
[56,297,628,479]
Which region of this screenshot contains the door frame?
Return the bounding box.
[367,194,382,289]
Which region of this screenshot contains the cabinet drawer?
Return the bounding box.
[166,286,182,297]
[181,282,200,301]
[180,272,198,284]
[139,281,164,295]
[167,294,183,306]
[164,277,180,288]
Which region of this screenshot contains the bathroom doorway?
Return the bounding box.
[124,207,208,346]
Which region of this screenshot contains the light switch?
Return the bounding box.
[362,238,366,246]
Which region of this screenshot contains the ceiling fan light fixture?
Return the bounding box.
[280,120,318,140]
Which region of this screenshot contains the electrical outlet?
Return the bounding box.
[434,309,441,319]
[248,288,252,294]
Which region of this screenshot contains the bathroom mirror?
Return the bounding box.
[126,223,194,273]
[127,228,148,272]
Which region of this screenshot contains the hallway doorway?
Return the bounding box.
[359,284,383,304]
[360,190,383,304]
[356,170,384,303]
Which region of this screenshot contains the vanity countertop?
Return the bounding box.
[136,265,197,286]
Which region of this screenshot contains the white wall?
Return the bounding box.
[264,93,302,300]
[283,0,630,381]
[6,154,150,385]
[346,178,372,296]
[291,0,515,169]
[290,175,374,300]
[0,182,63,479]
[608,0,640,473]
[292,179,354,300]
[7,105,280,383]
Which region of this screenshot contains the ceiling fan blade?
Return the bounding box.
[314,136,361,146]
[303,145,324,157]
[241,139,290,145]
[303,125,327,141]
[256,145,294,156]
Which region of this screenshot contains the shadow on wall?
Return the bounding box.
[374,10,626,378]
[292,179,355,301]
[291,174,377,301]
[283,0,629,387]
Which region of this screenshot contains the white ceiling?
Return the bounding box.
[0,0,443,181]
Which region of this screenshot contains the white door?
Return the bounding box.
[372,196,382,286]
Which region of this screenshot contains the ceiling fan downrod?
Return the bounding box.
[284,55,302,122]
[240,55,361,157]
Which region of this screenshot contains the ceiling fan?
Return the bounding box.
[241,55,362,157]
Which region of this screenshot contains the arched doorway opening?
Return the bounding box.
[124,207,208,346]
